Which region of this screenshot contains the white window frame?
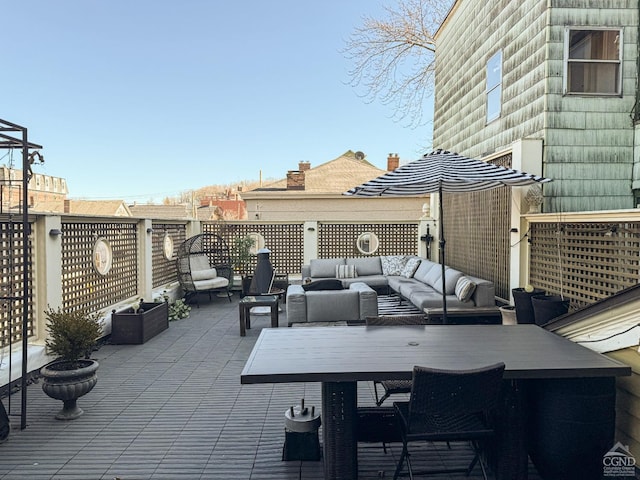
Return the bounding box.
[563,27,622,96]
[486,50,502,123]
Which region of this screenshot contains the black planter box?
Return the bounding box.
[111,301,169,344]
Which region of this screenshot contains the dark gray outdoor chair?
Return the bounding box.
[392,362,506,480]
[365,315,428,406]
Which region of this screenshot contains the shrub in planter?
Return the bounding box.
[40,306,102,420]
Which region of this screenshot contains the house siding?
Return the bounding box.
[434,0,547,157]
[433,0,639,213]
[545,2,638,212]
[607,348,640,460]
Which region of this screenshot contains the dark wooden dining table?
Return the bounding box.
[240,324,631,480]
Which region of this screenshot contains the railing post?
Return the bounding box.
[303,221,318,265]
[34,215,63,337]
[139,219,153,301]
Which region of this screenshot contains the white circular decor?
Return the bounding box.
[163,232,174,260]
[92,237,113,275]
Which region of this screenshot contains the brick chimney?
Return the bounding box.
[64,199,71,213]
[298,161,311,171]
[286,170,305,190]
[387,153,400,171]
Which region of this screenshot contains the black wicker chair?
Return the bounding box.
[392,362,505,480]
[365,315,428,406]
[176,233,233,305]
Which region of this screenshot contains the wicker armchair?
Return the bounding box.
[392,362,506,480]
[176,233,233,305]
[365,315,427,406]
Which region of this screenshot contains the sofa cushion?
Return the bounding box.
[347,257,383,276]
[336,264,357,279]
[191,268,217,281]
[455,276,477,302]
[413,260,438,283]
[431,267,464,295]
[423,263,443,288]
[381,255,407,275]
[310,258,345,277]
[401,257,422,278]
[303,279,344,291]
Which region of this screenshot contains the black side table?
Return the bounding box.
[239,295,279,336]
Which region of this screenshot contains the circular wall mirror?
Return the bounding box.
[247,232,265,255]
[356,232,380,255]
[162,232,174,260]
[92,237,113,275]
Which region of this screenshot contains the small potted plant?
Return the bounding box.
[40,306,102,420]
[231,235,256,297]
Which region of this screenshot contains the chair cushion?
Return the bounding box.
[302,279,344,291]
[191,268,217,281]
[193,277,228,290]
[310,258,345,277]
[336,264,357,279]
[189,254,211,272]
[455,276,477,302]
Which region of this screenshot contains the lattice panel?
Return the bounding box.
[204,222,304,275]
[529,222,640,309]
[61,222,138,312]
[318,223,419,258]
[0,221,34,348]
[443,153,513,301]
[151,223,186,288]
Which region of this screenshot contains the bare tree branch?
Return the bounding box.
[344,0,452,127]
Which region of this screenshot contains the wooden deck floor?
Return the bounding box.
[0,295,543,479]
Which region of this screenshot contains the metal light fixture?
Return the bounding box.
[146,227,154,234]
[49,228,62,237]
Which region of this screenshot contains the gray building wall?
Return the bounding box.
[433,0,639,213]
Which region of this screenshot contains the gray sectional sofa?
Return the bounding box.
[298,255,495,312]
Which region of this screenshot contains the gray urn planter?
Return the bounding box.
[41,359,99,420]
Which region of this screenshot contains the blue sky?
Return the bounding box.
[3,1,433,203]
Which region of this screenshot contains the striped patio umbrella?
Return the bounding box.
[344,149,552,322]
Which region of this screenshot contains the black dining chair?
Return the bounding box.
[365,315,428,407]
[392,362,506,480]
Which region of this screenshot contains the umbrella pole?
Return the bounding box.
[439,184,448,324]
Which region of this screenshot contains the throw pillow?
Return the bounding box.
[455,276,477,302]
[381,255,407,276]
[302,279,344,291]
[336,264,357,279]
[401,257,421,278]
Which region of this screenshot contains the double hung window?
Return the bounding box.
[565,28,622,95]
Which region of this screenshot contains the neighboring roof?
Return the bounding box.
[544,283,640,353]
[33,199,133,216]
[129,204,193,220]
[249,150,387,195]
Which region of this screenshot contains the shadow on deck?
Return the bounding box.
[0,294,542,479]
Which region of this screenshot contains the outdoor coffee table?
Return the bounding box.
[238,295,279,336]
[241,324,631,480]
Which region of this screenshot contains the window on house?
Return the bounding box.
[565,28,621,95]
[486,50,502,122]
